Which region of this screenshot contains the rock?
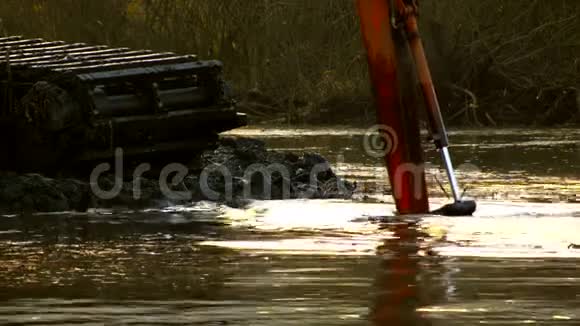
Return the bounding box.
[0,172,91,214]
[199,137,355,201]
[0,137,356,215]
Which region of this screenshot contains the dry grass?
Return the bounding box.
[423,0,580,125]
[1,0,578,126]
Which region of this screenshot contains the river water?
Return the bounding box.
[1,127,579,325]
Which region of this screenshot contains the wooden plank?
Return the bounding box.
[56,56,197,73]
[0,38,44,48]
[76,60,219,82]
[12,49,146,65]
[0,36,23,42]
[0,43,91,56]
[33,52,179,69]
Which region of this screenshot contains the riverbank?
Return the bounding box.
[0,137,355,215]
[3,1,579,129]
[236,88,580,127]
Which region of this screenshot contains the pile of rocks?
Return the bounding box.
[0,137,355,215]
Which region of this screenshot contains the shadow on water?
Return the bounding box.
[0,127,579,325]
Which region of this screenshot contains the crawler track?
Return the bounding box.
[0,36,246,172]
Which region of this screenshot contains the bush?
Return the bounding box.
[1,0,578,126]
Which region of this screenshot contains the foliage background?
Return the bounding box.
[0,0,578,126]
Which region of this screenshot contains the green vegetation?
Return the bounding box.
[1,0,578,126]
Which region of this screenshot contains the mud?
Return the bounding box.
[0,172,91,214]
[0,137,355,215]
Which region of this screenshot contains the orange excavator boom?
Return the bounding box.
[356,0,476,216]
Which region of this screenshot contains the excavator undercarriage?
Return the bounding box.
[0,36,246,172]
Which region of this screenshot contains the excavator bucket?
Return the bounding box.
[356,0,430,214]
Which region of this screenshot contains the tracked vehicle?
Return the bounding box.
[0,36,246,172]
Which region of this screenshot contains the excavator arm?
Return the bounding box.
[356,0,476,216]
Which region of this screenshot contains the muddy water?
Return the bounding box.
[1,127,579,325]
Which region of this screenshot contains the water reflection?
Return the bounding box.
[372,219,432,325]
[226,127,580,202]
[0,127,579,324]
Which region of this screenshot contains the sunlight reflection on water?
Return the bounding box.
[1,127,579,325]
